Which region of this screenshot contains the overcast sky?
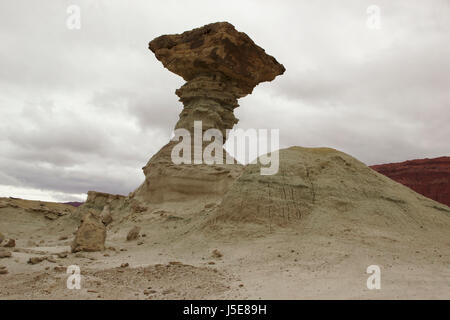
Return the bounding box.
[0,0,449,202]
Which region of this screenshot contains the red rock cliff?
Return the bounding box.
[370,157,450,207]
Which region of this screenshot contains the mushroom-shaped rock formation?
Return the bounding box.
[149,21,285,135]
[132,22,285,205]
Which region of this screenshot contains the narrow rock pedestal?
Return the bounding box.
[132,22,285,204]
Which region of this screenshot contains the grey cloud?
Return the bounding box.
[0,0,448,201]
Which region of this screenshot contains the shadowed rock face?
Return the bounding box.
[71,212,106,252]
[131,22,285,203]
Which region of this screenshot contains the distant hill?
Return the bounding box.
[370,156,450,207]
[63,201,84,207]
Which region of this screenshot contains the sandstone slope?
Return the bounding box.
[1,148,449,299]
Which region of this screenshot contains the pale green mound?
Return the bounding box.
[205,146,450,239]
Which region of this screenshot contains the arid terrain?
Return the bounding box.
[1,147,449,300]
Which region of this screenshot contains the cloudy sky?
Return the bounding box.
[0,0,449,202]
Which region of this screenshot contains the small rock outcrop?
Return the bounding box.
[0,265,7,274]
[371,157,450,207]
[28,256,45,265]
[71,212,106,252]
[3,239,15,248]
[100,204,113,226]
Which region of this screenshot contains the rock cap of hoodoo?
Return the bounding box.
[149,21,286,96]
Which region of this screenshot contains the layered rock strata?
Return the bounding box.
[132,22,285,203]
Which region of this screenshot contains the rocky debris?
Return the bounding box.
[162,288,176,295]
[371,156,450,207]
[0,199,19,208]
[133,142,244,203]
[120,263,129,268]
[56,252,68,259]
[0,248,12,259]
[101,213,113,226]
[0,232,4,243]
[12,248,45,255]
[26,240,37,247]
[126,226,141,241]
[205,147,450,237]
[211,249,223,259]
[132,22,284,204]
[28,256,46,265]
[4,239,15,248]
[0,265,7,274]
[99,204,113,226]
[58,235,68,241]
[64,201,83,207]
[71,212,106,252]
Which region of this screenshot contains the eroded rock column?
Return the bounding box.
[131,22,285,204]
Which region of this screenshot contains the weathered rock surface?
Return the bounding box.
[150,22,285,136]
[64,202,84,207]
[3,239,15,248]
[0,248,12,259]
[205,147,450,237]
[71,212,106,252]
[28,256,45,265]
[0,232,4,244]
[132,141,244,203]
[133,22,284,204]
[83,191,126,211]
[370,157,450,207]
[101,213,113,226]
[0,265,7,274]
